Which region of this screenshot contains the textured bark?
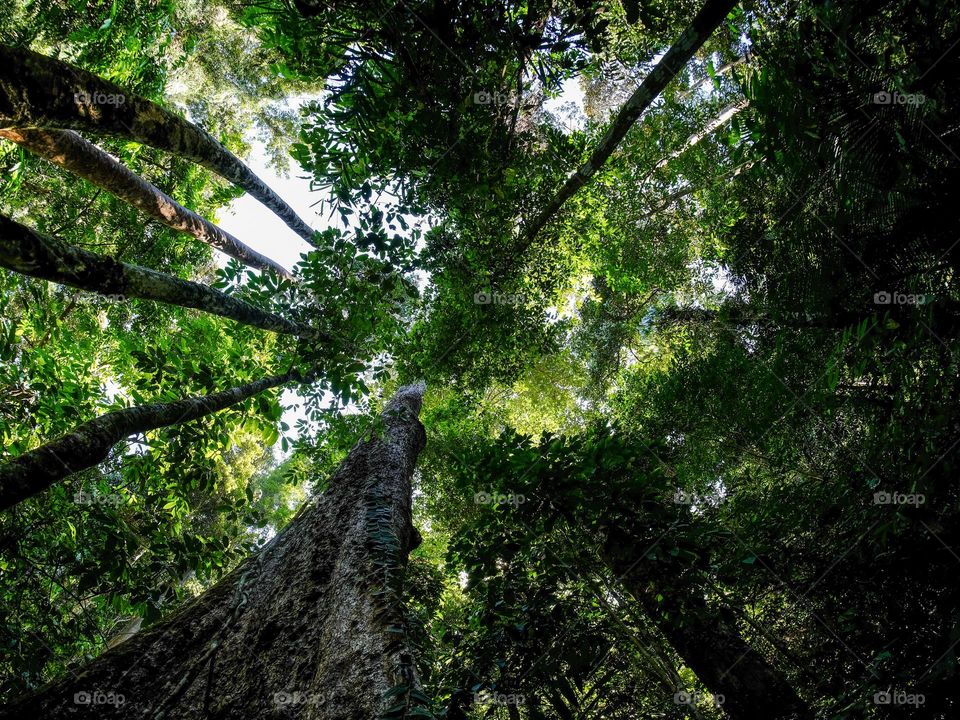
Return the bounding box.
[517,0,738,252]
[0,45,317,243]
[0,213,325,339]
[0,127,291,277]
[1,384,430,719]
[0,370,302,510]
[604,537,812,720]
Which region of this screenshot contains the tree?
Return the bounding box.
[0,128,291,277]
[0,214,323,339]
[0,45,317,243]
[1,384,430,719]
[0,367,314,509]
[5,0,959,716]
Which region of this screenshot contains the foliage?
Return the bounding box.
[2,0,960,717]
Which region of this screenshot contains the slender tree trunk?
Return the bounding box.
[0,45,317,244]
[642,99,748,179]
[0,127,291,277]
[0,384,430,719]
[516,0,737,253]
[602,535,812,720]
[639,161,754,219]
[0,369,306,510]
[676,54,749,100]
[0,213,325,339]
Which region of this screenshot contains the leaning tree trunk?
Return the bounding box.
[515,0,738,254]
[0,45,317,244]
[0,127,291,277]
[603,535,812,720]
[0,213,325,340]
[1,384,431,719]
[0,368,308,510]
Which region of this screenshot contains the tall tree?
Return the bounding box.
[0,367,313,510]
[0,128,291,277]
[604,533,812,719]
[516,0,738,255]
[0,384,430,719]
[0,214,323,339]
[0,45,317,243]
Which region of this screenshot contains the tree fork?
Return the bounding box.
[0,384,430,719]
[0,368,313,510]
[0,127,292,277]
[0,213,325,339]
[0,45,317,244]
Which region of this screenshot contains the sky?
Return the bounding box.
[216,78,587,272]
[216,147,319,274]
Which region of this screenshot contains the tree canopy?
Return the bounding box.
[1,0,958,717]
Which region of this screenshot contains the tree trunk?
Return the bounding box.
[603,536,812,720]
[642,99,749,179]
[639,160,754,220]
[516,0,738,254]
[0,45,317,244]
[0,127,291,277]
[0,368,306,510]
[0,384,431,719]
[677,54,749,100]
[0,213,325,339]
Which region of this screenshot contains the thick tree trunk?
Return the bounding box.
[517,0,737,253]
[0,127,291,277]
[0,45,317,244]
[1,384,430,719]
[0,213,325,339]
[603,538,812,720]
[0,369,306,510]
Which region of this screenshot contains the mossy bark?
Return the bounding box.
[0,45,317,243]
[0,127,291,277]
[1,384,430,719]
[0,213,324,339]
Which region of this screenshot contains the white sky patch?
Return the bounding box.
[103,378,124,403]
[216,144,320,273]
[543,78,587,134]
[214,133,326,457]
[686,260,740,307]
